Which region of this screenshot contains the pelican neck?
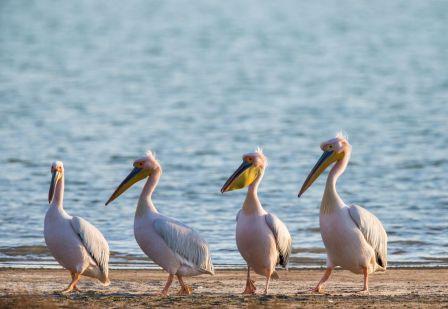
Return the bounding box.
[136,170,161,216]
[242,169,265,214]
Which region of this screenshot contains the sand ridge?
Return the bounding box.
[0,268,447,308]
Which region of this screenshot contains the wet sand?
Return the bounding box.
[0,268,447,308]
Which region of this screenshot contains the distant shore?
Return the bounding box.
[1,268,447,308]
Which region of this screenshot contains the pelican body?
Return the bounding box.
[221,148,292,295]
[106,151,214,295]
[298,134,387,292]
[44,161,110,293]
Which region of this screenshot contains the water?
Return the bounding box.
[0,0,447,269]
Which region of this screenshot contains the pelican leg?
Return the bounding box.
[360,267,369,293]
[242,266,256,294]
[312,267,333,293]
[71,272,81,292]
[159,274,174,296]
[176,275,192,295]
[263,274,271,295]
[61,272,81,293]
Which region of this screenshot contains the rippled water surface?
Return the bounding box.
[0,0,447,268]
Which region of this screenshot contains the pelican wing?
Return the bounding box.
[70,216,110,277]
[153,218,214,275]
[265,213,292,268]
[348,205,388,269]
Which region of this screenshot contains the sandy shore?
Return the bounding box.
[0,268,447,308]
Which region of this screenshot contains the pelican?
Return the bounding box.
[105,151,214,295]
[44,161,110,293]
[298,133,387,293]
[221,148,292,295]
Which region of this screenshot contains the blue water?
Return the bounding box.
[0,0,447,268]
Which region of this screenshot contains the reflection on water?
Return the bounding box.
[0,0,447,268]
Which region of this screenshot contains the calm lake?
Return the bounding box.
[0,0,447,268]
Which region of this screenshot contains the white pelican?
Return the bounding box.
[298,133,387,293]
[221,148,292,295]
[44,161,110,293]
[105,151,214,295]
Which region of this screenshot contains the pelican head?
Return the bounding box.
[221,147,266,193]
[48,161,64,203]
[298,133,351,197]
[105,151,161,205]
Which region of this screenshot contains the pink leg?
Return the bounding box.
[176,275,192,295]
[71,272,81,292]
[312,267,333,293]
[263,275,271,295]
[360,267,369,293]
[159,274,174,296]
[242,266,256,294]
[62,272,81,293]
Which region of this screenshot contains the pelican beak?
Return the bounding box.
[105,167,148,205]
[221,161,261,193]
[48,170,61,203]
[298,150,341,197]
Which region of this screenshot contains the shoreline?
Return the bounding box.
[1,268,447,308]
[1,265,448,270]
